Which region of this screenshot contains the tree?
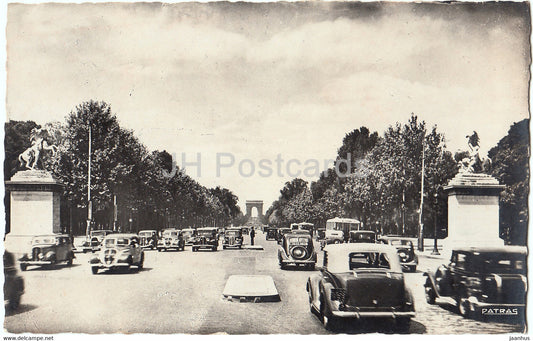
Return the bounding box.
[488,119,529,245]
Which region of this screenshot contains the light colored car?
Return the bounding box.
[19,234,75,271]
[139,230,158,249]
[89,234,144,274]
[307,243,415,331]
[157,229,185,251]
[182,228,197,246]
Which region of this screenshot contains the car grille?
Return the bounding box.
[397,248,413,262]
[104,249,117,264]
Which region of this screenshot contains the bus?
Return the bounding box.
[325,217,362,243]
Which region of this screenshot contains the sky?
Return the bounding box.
[5,1,531,212]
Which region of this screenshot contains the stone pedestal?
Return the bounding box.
[443,172,505,253]
[4,170,63,254]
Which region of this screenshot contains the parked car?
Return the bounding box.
[157,229,185,251]
[192,227,218,252]
[81,229,113,253]
[242,227,250,235]
[4,251,24,310]
[278,231,317,270]
[307,243,415,331]
[424,246,527,318]
[139,230,158,249]
[349,230,376,244]
[266,227,278,240]
[19,234,75,271]
[379,236,418,272]
[223,228,243,249]
[182,228,197,246]
[89,233,144,274]
[276,228,292,244]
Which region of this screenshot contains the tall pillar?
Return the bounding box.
[443,172,505,253]
[4,170,63,254]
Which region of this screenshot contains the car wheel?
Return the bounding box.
[66,254,73,266]
[308,264,315,271]
[409,265,416,273]
[138,255,144,270]
[192,247,197,252]
[20,263,27,271]
[212,246,217,251]
[91,267,98,275]
[334,240,341,244]
[457,295,472,318]
[320,297,338,331]
[425,287,436,304]
[223,246,227,249]
[395,317,411,333]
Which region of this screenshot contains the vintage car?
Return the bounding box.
[242,227,250,235]
[324,229,345,246]
[278,231,317,270]
[266,227,278,240]
[19,234,75,271]
[316,228,326,241]
[223,228,243,249]
[157,229,185,251]
[182,228,197,246]
[424,246,527,318]
[276,228,292,244]
[379,236,418,272]
[192,227,219,252]
[307,243,415,331]
[139,230,158,249]
[81,229,113,252]
[349,230,377,244]
[4,251,24,310]
[89,233,144,274]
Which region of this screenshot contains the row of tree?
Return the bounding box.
[5,101,245,235]
[265,115,529,245]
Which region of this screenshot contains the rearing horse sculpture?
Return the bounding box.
[18,127,58,170]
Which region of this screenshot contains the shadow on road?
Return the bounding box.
[93,267,153,275]
[4,304,37,317]
[22,263,81,271]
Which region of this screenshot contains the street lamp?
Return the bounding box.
[418,139,425,252]
[432,191,441,255]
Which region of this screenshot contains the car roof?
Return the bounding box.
[324,243,402,272]
[182,228,195,231]
[139,230,156,232]
[104,233,138,239]
[286,230,311,235]
[226,227,242,231]
[33,234,69,238]
[197,227,217,231]
[453,245,527,254]
[351,230,375,234]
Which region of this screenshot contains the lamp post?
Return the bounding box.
[418,139,425,252]
[432,191,441,255]
[86,124,92,238]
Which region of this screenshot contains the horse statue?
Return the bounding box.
[18,127,58,170]
[459,131,491,173]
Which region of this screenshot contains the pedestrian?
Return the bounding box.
[250,227,255,246]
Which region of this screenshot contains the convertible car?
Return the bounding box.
[307,243,415,331]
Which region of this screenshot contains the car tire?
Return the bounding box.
[409,265,416,272]
[308,264,315,271]
[425,287,436,304]
[457,295,472,318]
[66,254,73,266]
[91,267,98,275]
[20,263,27,271]
[395,317,411,333]
[192,247,197,252]
[212,246,217,251]
[223,246,227,250]
[334,240,341,244]
[320,296,338,331]
[138,255,144,270]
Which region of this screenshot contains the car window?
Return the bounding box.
[455,252,467,269]
[349,252,391,270]
[226,231,240,236]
